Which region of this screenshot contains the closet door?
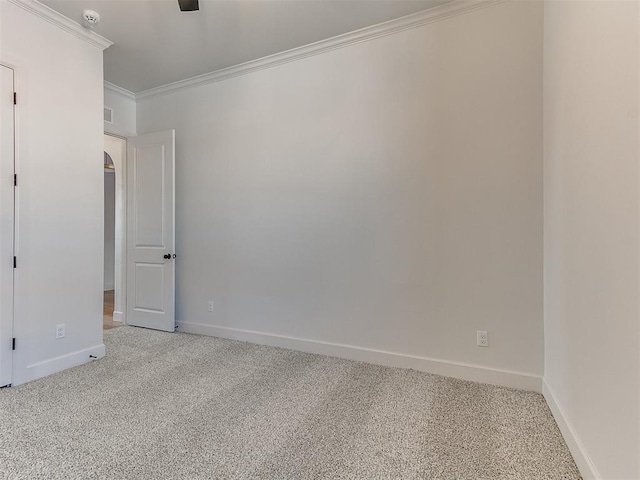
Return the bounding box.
[0,65,15,387]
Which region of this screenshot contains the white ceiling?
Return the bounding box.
[41,0,451,93]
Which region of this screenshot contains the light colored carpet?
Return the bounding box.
[0,327,581,479]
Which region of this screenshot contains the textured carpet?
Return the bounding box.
[0,327,581,479]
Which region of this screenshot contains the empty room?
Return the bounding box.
[0,0,638,478]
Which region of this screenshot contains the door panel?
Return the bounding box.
[0,65,15,386]
[134,263,165,312]
[126,130,175,332]
[134,145,165,247]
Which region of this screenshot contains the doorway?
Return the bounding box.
[103,130,176,333]
[103,134,127,330]
[103,158,117,329]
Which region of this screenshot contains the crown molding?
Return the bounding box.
[7,0,113,50]
[136,0,507,101]
[104,81,136,100]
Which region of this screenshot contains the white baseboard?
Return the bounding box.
[23,343,106,385]
[542,378,601,480]
[177,321,542,392]
[112,311,124,323]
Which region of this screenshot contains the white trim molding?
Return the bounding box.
[177,321,542,392]
[542,379,602,480]
[21,343,106,386]
[104,81,136,100]
[7,0,113,50]
[136,0,508,100]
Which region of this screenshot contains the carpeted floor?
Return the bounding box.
[0,327,581,479]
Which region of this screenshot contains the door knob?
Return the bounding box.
[163,254,171,260]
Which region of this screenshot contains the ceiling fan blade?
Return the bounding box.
[178,0,199,12]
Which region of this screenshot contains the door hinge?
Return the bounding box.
[12,338,15,350]
[14,174,17,187]
[13,92,16,105]
[13,256,16,268]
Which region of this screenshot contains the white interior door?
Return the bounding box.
[0,65,15,386]
[126,130,175,332]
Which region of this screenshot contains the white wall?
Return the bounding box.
[104,83,136,137]
[543,1,640,479]
[137,0,544,388]
[0,1,106,384]
[104,171,115,291]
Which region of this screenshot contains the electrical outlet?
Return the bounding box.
[56,324,66,339]
[477,330,488,347]
[207,300,214,312]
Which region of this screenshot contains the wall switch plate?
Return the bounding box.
[56,324,66,339]
[207,300,214,312]
[477,330,488,347]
